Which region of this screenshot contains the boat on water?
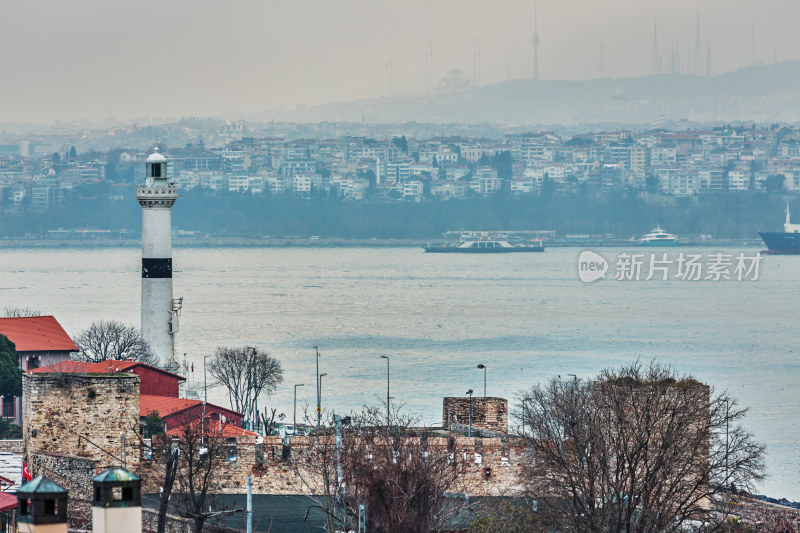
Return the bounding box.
[424,231,545,253]
[759,202,800,254]
[638,226,679,246]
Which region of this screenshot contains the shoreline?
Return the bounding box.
[0,237,766,249]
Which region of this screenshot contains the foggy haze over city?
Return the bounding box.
[2,0,799,124]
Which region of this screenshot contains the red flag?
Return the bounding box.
[22,461,32,482]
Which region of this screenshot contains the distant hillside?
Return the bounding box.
[269,62,800,125]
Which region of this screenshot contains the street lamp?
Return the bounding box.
[724,398,730,498]
[202,354,211,444]
[466,389,474,437]
[247,346,257,432]
[520,396,528,437]
[294,384,305,429]
[380,355,390,425]
[477,364,487,397]
[319,373,327,425]
[315,346,321,429]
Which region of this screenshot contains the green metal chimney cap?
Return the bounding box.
[92,468,141,484]
[18,476,68,496]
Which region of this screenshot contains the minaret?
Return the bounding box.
[692,10,702,75]
[137,148,180,367]
[652,14,660,75]
[531,2,540,81]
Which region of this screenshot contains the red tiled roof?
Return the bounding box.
[30,359,185,382]
[139,395,241,419]
[166,421,257,439]
[0,316,79,352]
[140,395,201,417]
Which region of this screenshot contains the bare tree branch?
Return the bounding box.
[74,320,158,366]
[516,361,765,533]
[2,306,42,317]
[207,346,283,421]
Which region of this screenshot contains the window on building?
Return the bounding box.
[26,355,39,370]
[2,397,15,418]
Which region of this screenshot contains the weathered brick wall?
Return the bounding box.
[443,397,508,433]
[23,373,141,476]
[0,440,23,454]
[32,451,96,525]
[141,434,528,497]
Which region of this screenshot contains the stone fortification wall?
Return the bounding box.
[443,397,508,434]
[32,451,96,525]
[22,373,141,475]
[141,434,528,497]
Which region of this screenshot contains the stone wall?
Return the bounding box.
[141,434,528,498]
[23,373,141,476]
[443,396,508,434]
[32,451,96,525]
[0,440,23,454]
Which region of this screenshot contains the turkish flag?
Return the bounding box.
[22,461,32,482]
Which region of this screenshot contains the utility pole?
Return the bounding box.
[315,346,321,429]
[246,476,253,533]
[466,389,474,437]
[380,355,390,426]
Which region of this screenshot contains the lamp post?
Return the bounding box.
[294,384,304,430]
[380,355,390,426]
[521,396,528,437]
[315,346,321,429]
[724,398,729,498]
[477,364,487,397]
[319,373,327,425]
[466,389,474,437]
[247,346,257,432]
[202,354,211,444]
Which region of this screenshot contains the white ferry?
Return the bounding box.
[638,226,679,246]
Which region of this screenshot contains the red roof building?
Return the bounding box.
[0,316,78,424]
[32,360,245,435]
[0,316,79,354]
[140,395,242,431]
[31,360,184,398]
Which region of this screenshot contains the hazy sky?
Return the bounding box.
[2,0,798,123]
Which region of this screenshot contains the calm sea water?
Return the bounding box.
[1,246,798,499]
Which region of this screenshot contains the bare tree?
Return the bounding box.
[74,320,157,366]
[168,412,228,532]
[207,346,283,422]
[470,499,543,533]
[296,405,476,533]
[516,362,765,533]
[2,306,42,317]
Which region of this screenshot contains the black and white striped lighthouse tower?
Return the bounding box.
[136,148,180,367]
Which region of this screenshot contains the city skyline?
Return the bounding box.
[1,0,798,123]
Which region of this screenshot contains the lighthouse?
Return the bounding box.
[137,148,180,367]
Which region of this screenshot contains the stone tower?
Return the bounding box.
[136,148,180,366]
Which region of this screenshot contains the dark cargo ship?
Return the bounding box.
[759,203,800,254]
